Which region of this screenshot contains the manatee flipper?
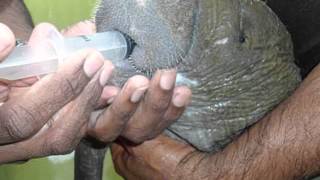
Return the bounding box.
[74,139,107,180]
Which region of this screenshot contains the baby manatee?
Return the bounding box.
[75,0,301,179]
[95,0,301,152]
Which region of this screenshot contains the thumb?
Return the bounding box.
[111,135,196,178]
[61,20,96,37]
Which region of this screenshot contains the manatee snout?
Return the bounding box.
[96,0,196,75]
[95,0,301,152]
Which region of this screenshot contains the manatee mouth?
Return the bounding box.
[122,33,136,59]
[123,32,186,76]
[119,22,195,77]
[122,33,155,75]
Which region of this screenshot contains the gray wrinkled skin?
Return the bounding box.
[95,0,301,152]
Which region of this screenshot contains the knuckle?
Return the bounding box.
[3,104,38,141]
[49,143,66,155]
[52,69,87,99]
[81,80,103,106]
[110,105,132,121]
[164,110,183,123]
[41,140,52,156]
[92,131,108,143]
[45,128,78,155]
[149,99,169,113]
[98,134,116,143]
[126,76,149,90]
[124,129,151,144]
[94,128,120,143]
[49,135,75,155]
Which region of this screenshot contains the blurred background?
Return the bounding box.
[26,0,97,29]
[0,0,122,179]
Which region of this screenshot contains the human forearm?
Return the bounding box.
[175,112,305,180]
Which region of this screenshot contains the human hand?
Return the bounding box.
[0,22,117,163]
[112,135,196,180]
[0,21,97,102]
[0,22,37,102]
[87,69,192,145]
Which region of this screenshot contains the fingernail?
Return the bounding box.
[160,70,176,91]
[130,86,148,103]
[107,96,115,104]
[0,23,14,52]
[28,23,59,46]
[83,52,104,78]
[99,62,114,86]
[0,85,8,93]
[173,93,191,108]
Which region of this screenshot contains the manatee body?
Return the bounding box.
[95,0,301,152]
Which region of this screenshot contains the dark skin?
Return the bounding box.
[0,23,118,161]
[0,1,192,163]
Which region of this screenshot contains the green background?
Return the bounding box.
[0,0,122,180]
[25,0,97,29]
